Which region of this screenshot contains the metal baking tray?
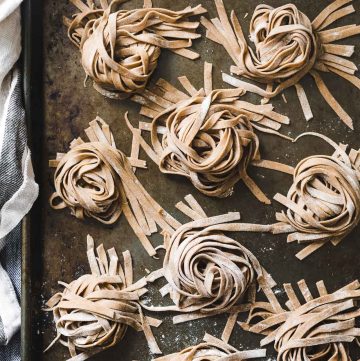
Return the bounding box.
[22,0,360,360]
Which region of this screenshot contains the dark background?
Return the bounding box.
[23,0,360,360]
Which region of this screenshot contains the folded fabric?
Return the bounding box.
[0,0,22,23]
[0,69,38,346]
[0,224,21,361]
[0,262,20,345]
[0,2,21,122]
[0,0,39,349]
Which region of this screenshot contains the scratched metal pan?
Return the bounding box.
[22,0,360,360]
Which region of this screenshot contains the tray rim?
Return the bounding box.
[22,0,44,359]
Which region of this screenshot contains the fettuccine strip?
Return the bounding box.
[154,333,266,361]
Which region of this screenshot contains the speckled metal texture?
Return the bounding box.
[23,0,360,360]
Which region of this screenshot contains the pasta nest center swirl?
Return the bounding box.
[163,223,256,313]
[51,142,124,224]
[156,93,259,197]
[247,4,318,80]
[281,154,360,238]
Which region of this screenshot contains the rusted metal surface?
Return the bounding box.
[24,0,360,360]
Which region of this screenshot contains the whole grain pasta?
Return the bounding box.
[257,132,360,260]
[64,0,206,99]
[143,194,281,342]
[154,333,266,361]
[240,279,360,361]
[202,0,360,128]
[162,213,262,314]
[45,235,162,360]
[49,116,181,256]
[127,62,292,204]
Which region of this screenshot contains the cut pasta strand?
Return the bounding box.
[154,333,266,361]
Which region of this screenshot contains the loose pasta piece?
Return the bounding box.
[44,235,162,360]
[64,0,207,98]
[49,116,181,256]
[240,279,360,361]
[202,0,360,128]
[127,62,291,203]
[154,333,266,361]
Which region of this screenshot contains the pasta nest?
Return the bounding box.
[276,150,360,246]
[162,214,262,314]
[244,4,317,82]
[153,91,259,198]
[66,1,205,98]
[80,10,162,98]
[176,342,234,360]
[51,273,131,351]
[50,140,125,224]
[45,236,161,357]
[49,118,182,257]
[243,280,360,361]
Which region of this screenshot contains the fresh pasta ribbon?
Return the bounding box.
[266,132,360,260]
[64,0,207,98]
[240,279,360,361]
[154,333,266,361]
[127,62,292,203]
[49,116,181,256]
[143,194,280,343]
[202,0,360,128]
[44,235,162,360]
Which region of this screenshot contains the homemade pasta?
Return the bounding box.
[64,0,206,98]
[262,132,360,260]
[143,194,280,340]
[127,62,291,203]
[154,333,266,361]
[202,0,360,128]
[241,279,360,361]
[45,235,162,360]
[49,117,181,256]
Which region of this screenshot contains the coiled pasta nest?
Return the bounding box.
[45,236,161,359]
[64,0,206,98]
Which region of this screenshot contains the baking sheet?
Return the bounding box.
[23,0,360,360]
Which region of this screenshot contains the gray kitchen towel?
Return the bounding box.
[0,226,21,361]
[0,0,39,355]
[0,68,38,359]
